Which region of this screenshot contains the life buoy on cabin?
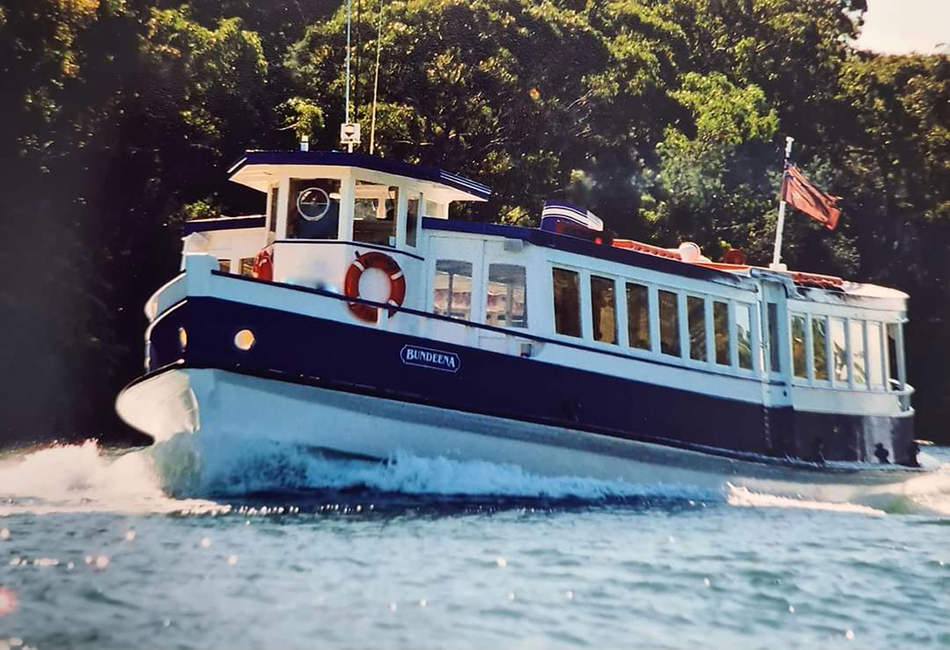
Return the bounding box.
[344,251,406,322]
[252,247,273,281]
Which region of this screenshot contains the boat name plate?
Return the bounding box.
[400,345,461,373]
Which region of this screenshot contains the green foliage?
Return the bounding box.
[2,0,949,444]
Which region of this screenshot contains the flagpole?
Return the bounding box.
[770,136,795,271]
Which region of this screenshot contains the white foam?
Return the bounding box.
[148,433,715,501]
[726,484,886,515]
[0,442,226,516]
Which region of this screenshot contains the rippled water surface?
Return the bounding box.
[1,442,949,649]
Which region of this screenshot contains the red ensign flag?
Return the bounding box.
[782,165,842,230]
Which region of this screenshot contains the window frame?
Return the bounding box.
[551,266,584,339]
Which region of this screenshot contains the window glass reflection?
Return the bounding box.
[434,260,473,321]
[487,264,527,328]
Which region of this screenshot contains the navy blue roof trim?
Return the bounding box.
[421,218,745,286]
[182,216,265,235]
[228,150,491,200]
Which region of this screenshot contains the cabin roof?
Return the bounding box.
[422,218,750,287]
[422,218,909,305]
[228,150,491,201]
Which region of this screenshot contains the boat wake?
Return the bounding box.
[1,440,948,517]
[723,451,950,516]
[147,434,713,504]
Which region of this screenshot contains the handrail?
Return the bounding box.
[209,270,785,386]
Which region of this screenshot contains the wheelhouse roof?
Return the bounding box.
[228,150,491,202]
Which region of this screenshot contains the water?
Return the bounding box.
[1,441,949,649]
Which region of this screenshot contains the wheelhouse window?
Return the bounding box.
[354,181,398,247]
[406,194,419,247]
[791,314,807,378]
[850,320,867,386]
[830,317,847,382]
[287,178,341,239]
[591,276,617,344]
[714,301,730,366]
[658,290,680,357]
[552,268,581,338]
[434,260,473,321]
[486,264,527,328]
[687,296,706,361]
[625,283,650,350]
[812,316,829,380]
[867,322,884,388]
[736,304,753,370]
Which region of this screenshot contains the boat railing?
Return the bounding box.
[145,272,186,321]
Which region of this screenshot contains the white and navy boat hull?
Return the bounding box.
[116,273,921,501]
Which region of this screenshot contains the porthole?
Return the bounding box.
[234,329,256,351]
[178,327,188,351]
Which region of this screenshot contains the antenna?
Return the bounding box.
[369,0,384,155]
[341,0,361,152]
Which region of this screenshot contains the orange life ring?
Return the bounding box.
[252,247,273,281]
[344,251,406,322]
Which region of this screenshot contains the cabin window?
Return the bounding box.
[812,316,829,380]
[791,314,807,378]
[268,187,278,234]
[830,317,848,382]
[240,258,254,277]
[736,304,753,370]
[767,303,781,373]
[354,181,398,247]
[218,258,232,273]
[687,296,706,361]
[625,283,650,350]
[850,320,867,385]
[658,290,680,357]
[486,264,527,328]
[552,268,582,338]
[590,276,618,344]
[886,323,901,389]
[434,260,473,321]
[287,178,341,240]
[406,195,419,247]
[867,322,884,388]
[714,301,730,366]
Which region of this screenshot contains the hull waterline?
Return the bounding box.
[117,367,935,504]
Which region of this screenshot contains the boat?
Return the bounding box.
[115,146,933,501]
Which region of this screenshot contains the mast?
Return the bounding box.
[345,0,352,128]
[340,0,361,152]
[369,0,384,155]
[770,136,795,271]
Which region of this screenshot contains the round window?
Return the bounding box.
[296,187,331,222]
